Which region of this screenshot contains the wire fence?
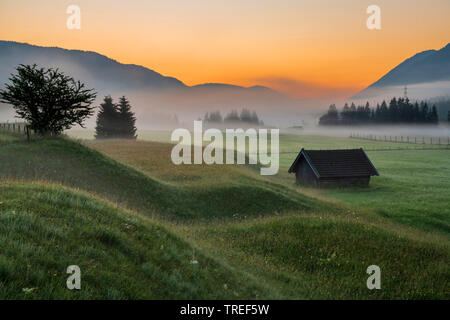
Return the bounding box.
[350,132,450,145]
[275,146,450,154]
[0,122,32,140]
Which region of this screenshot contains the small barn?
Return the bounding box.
[288,148,379,187]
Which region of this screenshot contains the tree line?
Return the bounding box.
[203,108,264,125]
[319,98,439,126]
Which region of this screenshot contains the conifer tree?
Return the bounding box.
[117,96,137,139]
[429,105,439,123]
[95,96,119,139]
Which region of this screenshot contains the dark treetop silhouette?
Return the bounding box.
[95,95,137,139]
[319,98,439,126]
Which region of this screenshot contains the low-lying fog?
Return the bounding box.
[1,77,449,138]
[283,124,450,138]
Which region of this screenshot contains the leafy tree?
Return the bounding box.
[0,64,96,135]
[95,96,119,139]
[117,96,137,139]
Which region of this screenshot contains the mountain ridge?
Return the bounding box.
[0,40,282,95]
[352,43,450,99]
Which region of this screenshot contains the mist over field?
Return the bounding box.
[1,41,449,133]
[2,84,449,134]
[284,124,450,139]
[350,81,450,105]
[1,0,450,302]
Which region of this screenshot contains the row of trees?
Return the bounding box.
[203,109,264,125]
[319,98,439,125]
[95,96,137,139]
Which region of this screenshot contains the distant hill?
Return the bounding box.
[0,41,284,97]
[353,43,450,100]
[0,41,297,126]
[192,83,277,92]
[0,41,186,92]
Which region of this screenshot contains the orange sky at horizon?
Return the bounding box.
[1,0,449,98]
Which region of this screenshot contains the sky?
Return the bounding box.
[1,0,449,98]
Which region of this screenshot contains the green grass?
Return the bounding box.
[1,132,449,299]
[86,133,450,235]
[0,137,322,221]
[0,182,272,299]
[319,150,450,234]
[189,215,449,299]
[85,135,449,299]
[0,131,21,144]
[270,134,450,236]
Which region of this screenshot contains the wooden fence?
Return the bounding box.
[0,122,31,140]
[350,133,450,145]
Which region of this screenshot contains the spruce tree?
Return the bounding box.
[117,96,137,139]
[429,105,439,124]
[95,96,119,139]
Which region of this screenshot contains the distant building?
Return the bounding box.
[288,149,379,187]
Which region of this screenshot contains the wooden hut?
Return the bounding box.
[288,148,379,187]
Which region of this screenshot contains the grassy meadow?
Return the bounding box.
[0,130,448,299]
[273,135,450,236]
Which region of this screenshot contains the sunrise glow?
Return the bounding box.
[1,0,450,97]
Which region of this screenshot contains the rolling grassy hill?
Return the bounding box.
[0,182,272,299]
[85,132,450,235]
[0,136,320,221]
[0,133,449,299]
